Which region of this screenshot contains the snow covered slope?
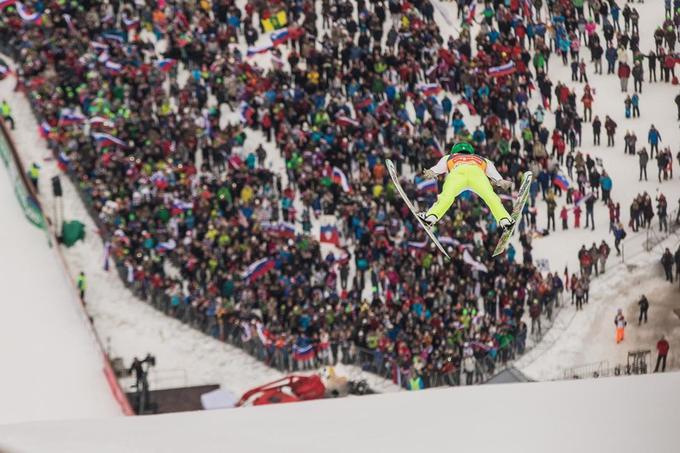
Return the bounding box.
[0,154,121,424]
[0,372,678,453]
[517,235,680,380]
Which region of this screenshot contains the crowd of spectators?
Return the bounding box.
[0,0,677,389]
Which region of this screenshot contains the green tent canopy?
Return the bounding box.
[61,220,86,247]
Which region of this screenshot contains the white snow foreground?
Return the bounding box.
[0,152,121,424]
[0,372,678,453]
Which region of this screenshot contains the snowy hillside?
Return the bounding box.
[0,154,120,424]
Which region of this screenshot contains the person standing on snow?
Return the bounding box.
[613,222,627,256]
[637,295,649,325]
[585,195,595,231]
[661,248,674,283]
[618,61,631,92]
[604,116,617,146]
[655,336,670,372]
[27,163,40,194]
[632,61,644,93]
[648,125,662,158]
[638,147,649,181]
[77,271,87,301]
[614,309,627,344]
[417,142,515,231]
[0,100,14,130]
[598,240,611,273]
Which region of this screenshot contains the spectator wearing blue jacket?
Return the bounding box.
[605,44,617,74]
[452,115,466,135]
[558,36,570,64]
[648,125,662,158]
[537,170,551,199]
[472,127,486,145]
[613,222,627,256]
[441,96,452,119]
[631,93,640,118]
[601,171,613,204]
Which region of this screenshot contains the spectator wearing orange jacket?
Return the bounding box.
[614,309,627,344]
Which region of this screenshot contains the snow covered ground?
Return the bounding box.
[517,234,680,380]
[0,151,120,424]
[1,371,678,453]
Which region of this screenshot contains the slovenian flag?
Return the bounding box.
[242,258,275,281]
[156,58,177,72]
[246,43,273,57]
[63,13,75,32]
[57,152,71,170]
[89,116,114,128]
[92,132,130,148]
[463,249,488,273]
[157,239,177,252]
[354,96,373,110]
[407,240,428,249]
[335,115,359,128]
[59,109,86,126]
[104,61,123,74]
[416,83,442,96]
[277,221,296,239]
[465,2,476,24]
[553,174,570,190]
[16,2,42,23]
[320,225,340,245]
[122,17,140,30]
[270,28,290,45]
[101,32,125,43]
[457,98,477,115]
[90,41,109,51]
[39,121,52,138]
[438,236,460,247]
[0,0,16,10]
[332,166,351,192]
[488,61,516,78]
[293,343,315,361]
[171,200,193,211]
[417,179,438,193]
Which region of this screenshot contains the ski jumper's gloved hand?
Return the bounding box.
[493,179,513,191]
[422,169,437,179]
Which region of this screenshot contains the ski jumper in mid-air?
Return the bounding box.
[417,142,515,232]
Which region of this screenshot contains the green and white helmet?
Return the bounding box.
[450,142,475,155]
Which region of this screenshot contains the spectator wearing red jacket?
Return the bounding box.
[618,62,631,92]
[663,54,676,82]
[655,336,670,372]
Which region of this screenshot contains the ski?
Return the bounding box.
[386,159,451,260]
[492,171,533,257]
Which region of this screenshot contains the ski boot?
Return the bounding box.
[499,217,516,234]
[417,212,439,229]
